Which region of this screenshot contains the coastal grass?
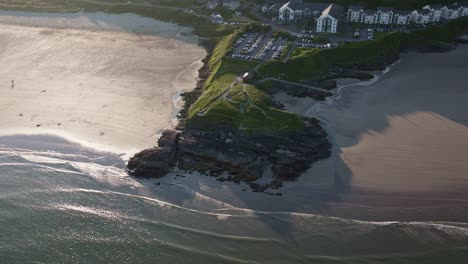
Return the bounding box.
[187,29,305,132]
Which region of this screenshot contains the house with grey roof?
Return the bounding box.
[393,10,411,25]
[262,1,285,15]
[316,4,343,33]
[348,6,394,25]
[423,4,445,22]
[442,2,465,19]
[360,9,379,24]
[450,2,468,17]
[377,7,394,24]
[278,1,330,22]
[411,9,431,24]
[205,0,219,10]
[222,0,241,10]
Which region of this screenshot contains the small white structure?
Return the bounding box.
[316,4,342,33]
[211,12,224,23]
[377,7,394,25]
[393,10,411,25]
[412,9,431,24]
[347,5,364,23]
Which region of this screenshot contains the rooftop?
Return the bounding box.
[377,7,394,12]
[348,5,364,11]
[395,10,412,15]
[321,3,342,18]
[418,9,432,15]
[282,1,329,12]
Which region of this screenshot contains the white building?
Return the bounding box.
[423,4,445,22]
[349,6,397,25]
[316,4,342,33]
[377,7,394,24]
[278,1,329,22]
[361,10,379,24]
[393,10,411,25]
[412,9,431,24]
[442,3,463,19]
[462,2,468,16]
[347,5,364,22]
[451,2,468,17]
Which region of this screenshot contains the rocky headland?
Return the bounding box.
[128,118,331,192]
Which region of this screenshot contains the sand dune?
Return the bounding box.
[0,12,206,155]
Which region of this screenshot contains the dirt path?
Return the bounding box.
[259,78,335,93]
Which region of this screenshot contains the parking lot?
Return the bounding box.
[230,32,288,61]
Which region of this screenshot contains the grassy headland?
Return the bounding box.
[186,25,305,132]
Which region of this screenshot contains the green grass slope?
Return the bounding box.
[259,16,468,82]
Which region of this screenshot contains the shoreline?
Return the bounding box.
[0,11,206,157]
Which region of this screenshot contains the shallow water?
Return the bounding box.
[2,135,468,263]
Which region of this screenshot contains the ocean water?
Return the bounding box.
[1,135,468,264]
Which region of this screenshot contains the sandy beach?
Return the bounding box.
[0,11,206,155]
[284,44,468,221]
[327,46,468,221]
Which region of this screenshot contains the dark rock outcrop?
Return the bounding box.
[128,118,331,191]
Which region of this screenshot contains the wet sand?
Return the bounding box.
[303,45,468,221]
[0,11,206,155]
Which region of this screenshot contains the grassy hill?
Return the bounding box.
[186,26,305,132]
